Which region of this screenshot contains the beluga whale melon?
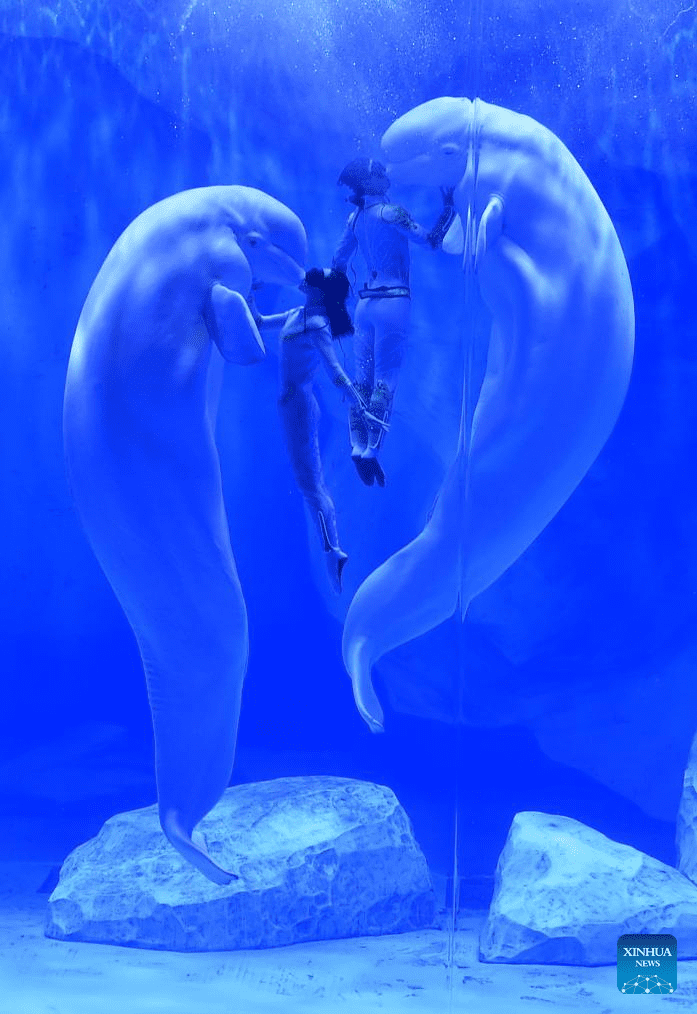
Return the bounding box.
[64,186,307,883]
[342,98,635,733]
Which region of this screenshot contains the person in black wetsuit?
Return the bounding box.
[332,158,455,486]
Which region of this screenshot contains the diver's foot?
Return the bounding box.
[326,548,349,593]
[349,402,369,461]
[352,452,376,486]
[336,552,348,589]
[317,511,349,591]
[359,448,385,487]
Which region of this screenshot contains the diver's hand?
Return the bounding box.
[342,381,390,432]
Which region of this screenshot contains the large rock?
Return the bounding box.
[480,812,697,965]
[45,776,434,951]
[677,732,697,882]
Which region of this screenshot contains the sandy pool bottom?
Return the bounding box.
[1,862,694,1014]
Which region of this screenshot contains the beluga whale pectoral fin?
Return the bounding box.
[208,283,265,365]
[443,213,465,255]
[339,98,634,729]
[474,194,504,273]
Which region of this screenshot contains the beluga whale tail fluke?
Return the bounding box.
[64,186,307,883]
[342,98,635,732]
[162,810,237,886]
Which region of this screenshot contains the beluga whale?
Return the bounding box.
[342,98,635,733]
[64,186,307,883]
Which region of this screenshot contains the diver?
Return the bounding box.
[332,157,455,486]
[251,268,388,592]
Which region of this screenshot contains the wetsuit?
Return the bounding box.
[256,304,352,590]
[332,194,453,485]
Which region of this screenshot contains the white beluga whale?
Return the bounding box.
[342,98,635,733]
[64,186,307,883]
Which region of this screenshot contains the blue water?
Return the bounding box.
[1,0,696,1007]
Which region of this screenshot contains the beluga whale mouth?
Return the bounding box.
[241,232,306,287]
[342,97,635,734]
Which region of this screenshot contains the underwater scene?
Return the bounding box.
[1,0,697,1010]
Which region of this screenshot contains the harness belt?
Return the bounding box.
[358,285,410,299]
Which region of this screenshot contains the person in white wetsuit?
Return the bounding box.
[332,158,455,486]
[252,268,387,591]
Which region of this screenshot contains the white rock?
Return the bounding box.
[677,732,697,883]
[45,776,434,951]
[480,812,697,964]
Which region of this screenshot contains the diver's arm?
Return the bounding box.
[310,322,355,390]
[380,204,430,244]
[255,310,296,333]
[246,291,297,336]
[331,213,359,272]
[382,188,456,250]
[310,323,389,431]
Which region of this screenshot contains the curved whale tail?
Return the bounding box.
[342,633,386,734]
[161,809,237,886]
[342,474,463,731]
[130,561,249,886]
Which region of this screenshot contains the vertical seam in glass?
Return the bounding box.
[450,0,485,1006]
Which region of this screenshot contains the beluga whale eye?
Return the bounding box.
[441,142,459,154]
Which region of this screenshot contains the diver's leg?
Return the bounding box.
[350,300,379,485]
[278,347,348,591]
[361,296,410,486]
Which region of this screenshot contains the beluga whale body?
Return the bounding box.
[342,98,635,732]
[64,186,307,883]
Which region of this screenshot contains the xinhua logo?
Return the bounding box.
[617,934,677,994]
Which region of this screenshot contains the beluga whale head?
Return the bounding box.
[227,186,307,287]
[381,97,474,188]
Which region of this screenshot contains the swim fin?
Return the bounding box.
[318,510,349,592]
